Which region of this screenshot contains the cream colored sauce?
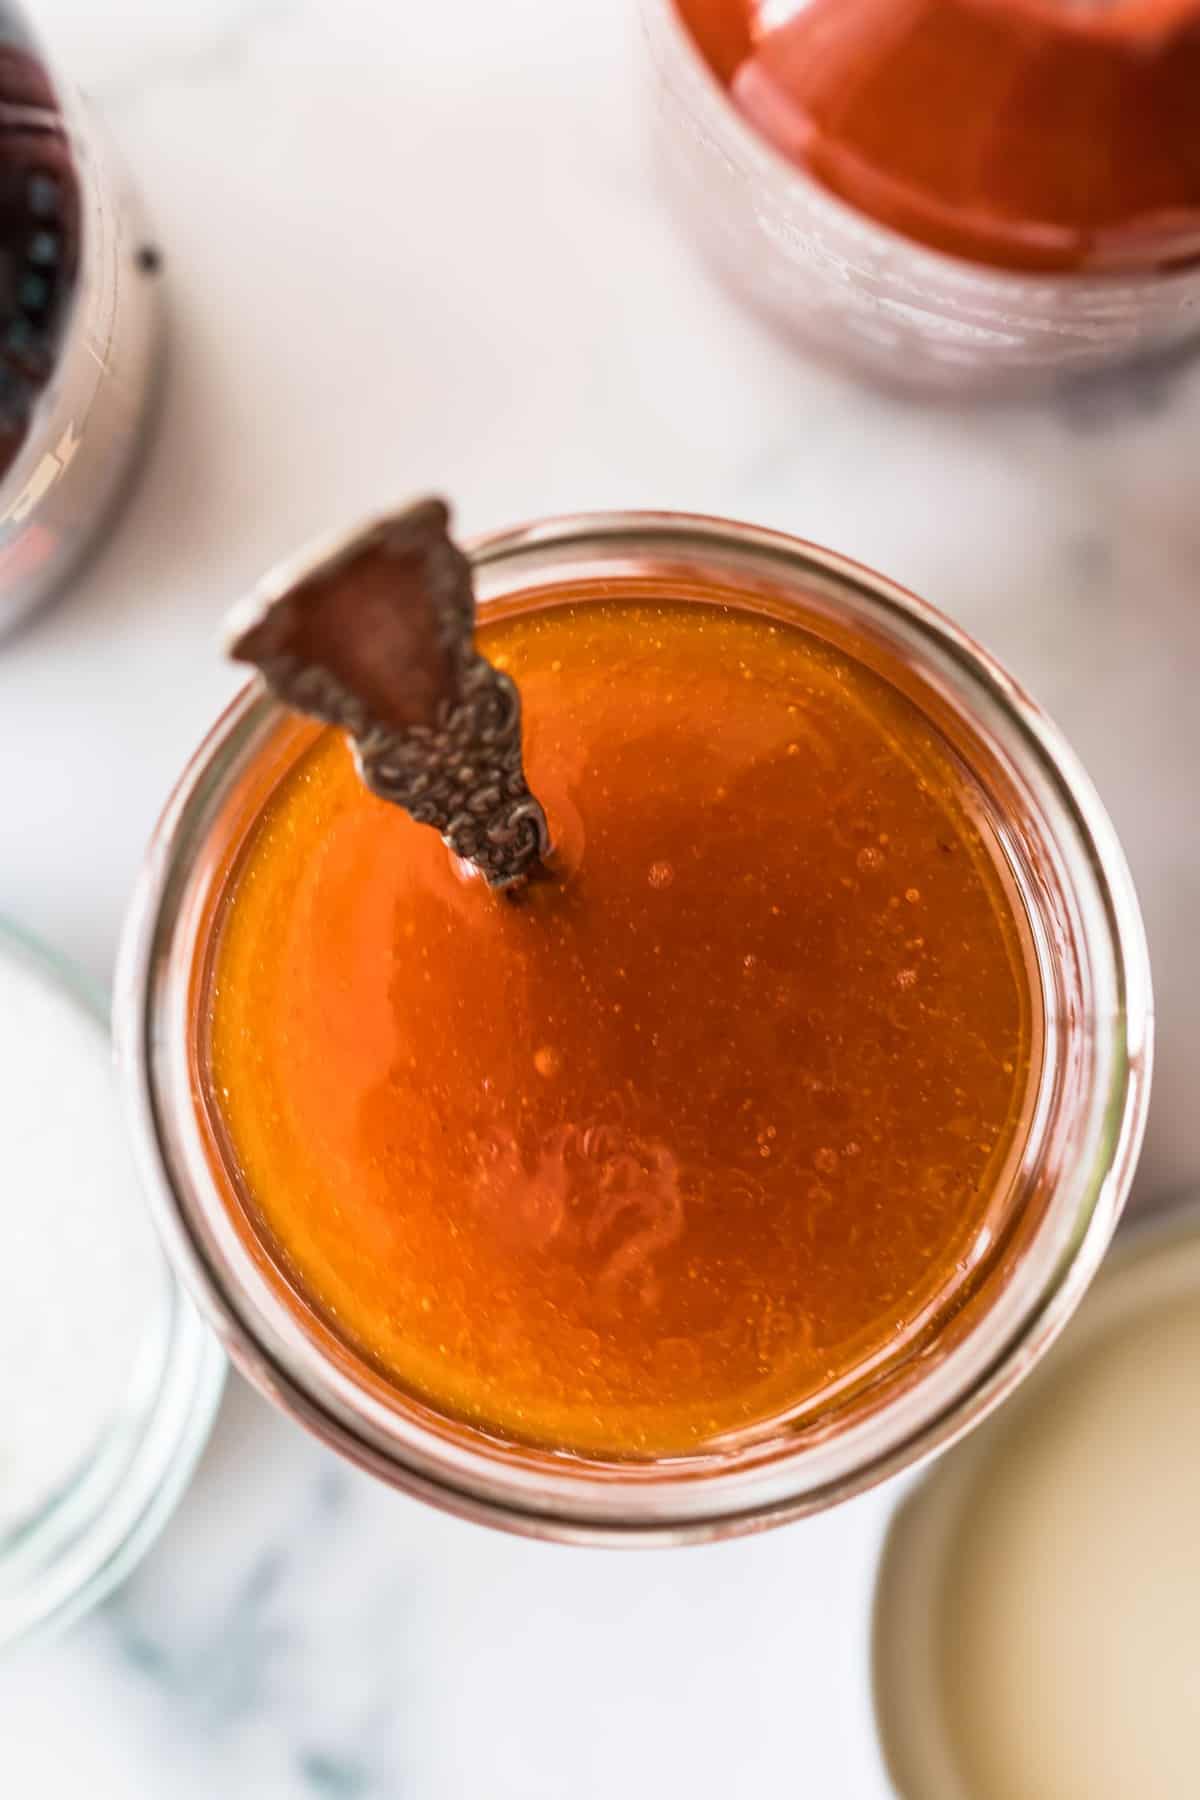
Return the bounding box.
[875,1225,1200,1800]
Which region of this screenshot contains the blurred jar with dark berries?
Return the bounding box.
[0,3,161,634]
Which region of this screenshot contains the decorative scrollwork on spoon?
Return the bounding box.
[226,496,550,889]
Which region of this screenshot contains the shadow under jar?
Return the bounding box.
[115,512,1151,1543]
[643,0,1200,392]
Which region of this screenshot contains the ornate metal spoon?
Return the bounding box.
[225,497,550,890]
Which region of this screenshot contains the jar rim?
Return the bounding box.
[114,508,1152,1543]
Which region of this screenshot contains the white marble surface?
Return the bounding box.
[2,0,1200,1792]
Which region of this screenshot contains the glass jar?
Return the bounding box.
[0,918,223,1651]
[871,1198,1200,1797]
[640,0,1200,391]
[114,511,1151,1544]
[0,2,162,636]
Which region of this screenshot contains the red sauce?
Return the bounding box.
[676,0,1200,272]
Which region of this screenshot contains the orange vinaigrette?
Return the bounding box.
[202,592,1039,1457]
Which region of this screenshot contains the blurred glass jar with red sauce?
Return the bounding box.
[642,0,1200,389]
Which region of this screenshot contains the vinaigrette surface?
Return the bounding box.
[206,595,1037,1454]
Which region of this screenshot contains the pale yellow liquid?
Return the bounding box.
[877,1231,1200,1800]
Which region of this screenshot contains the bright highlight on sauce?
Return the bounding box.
[203,592,1038,1456]
[676,0,1200,273]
